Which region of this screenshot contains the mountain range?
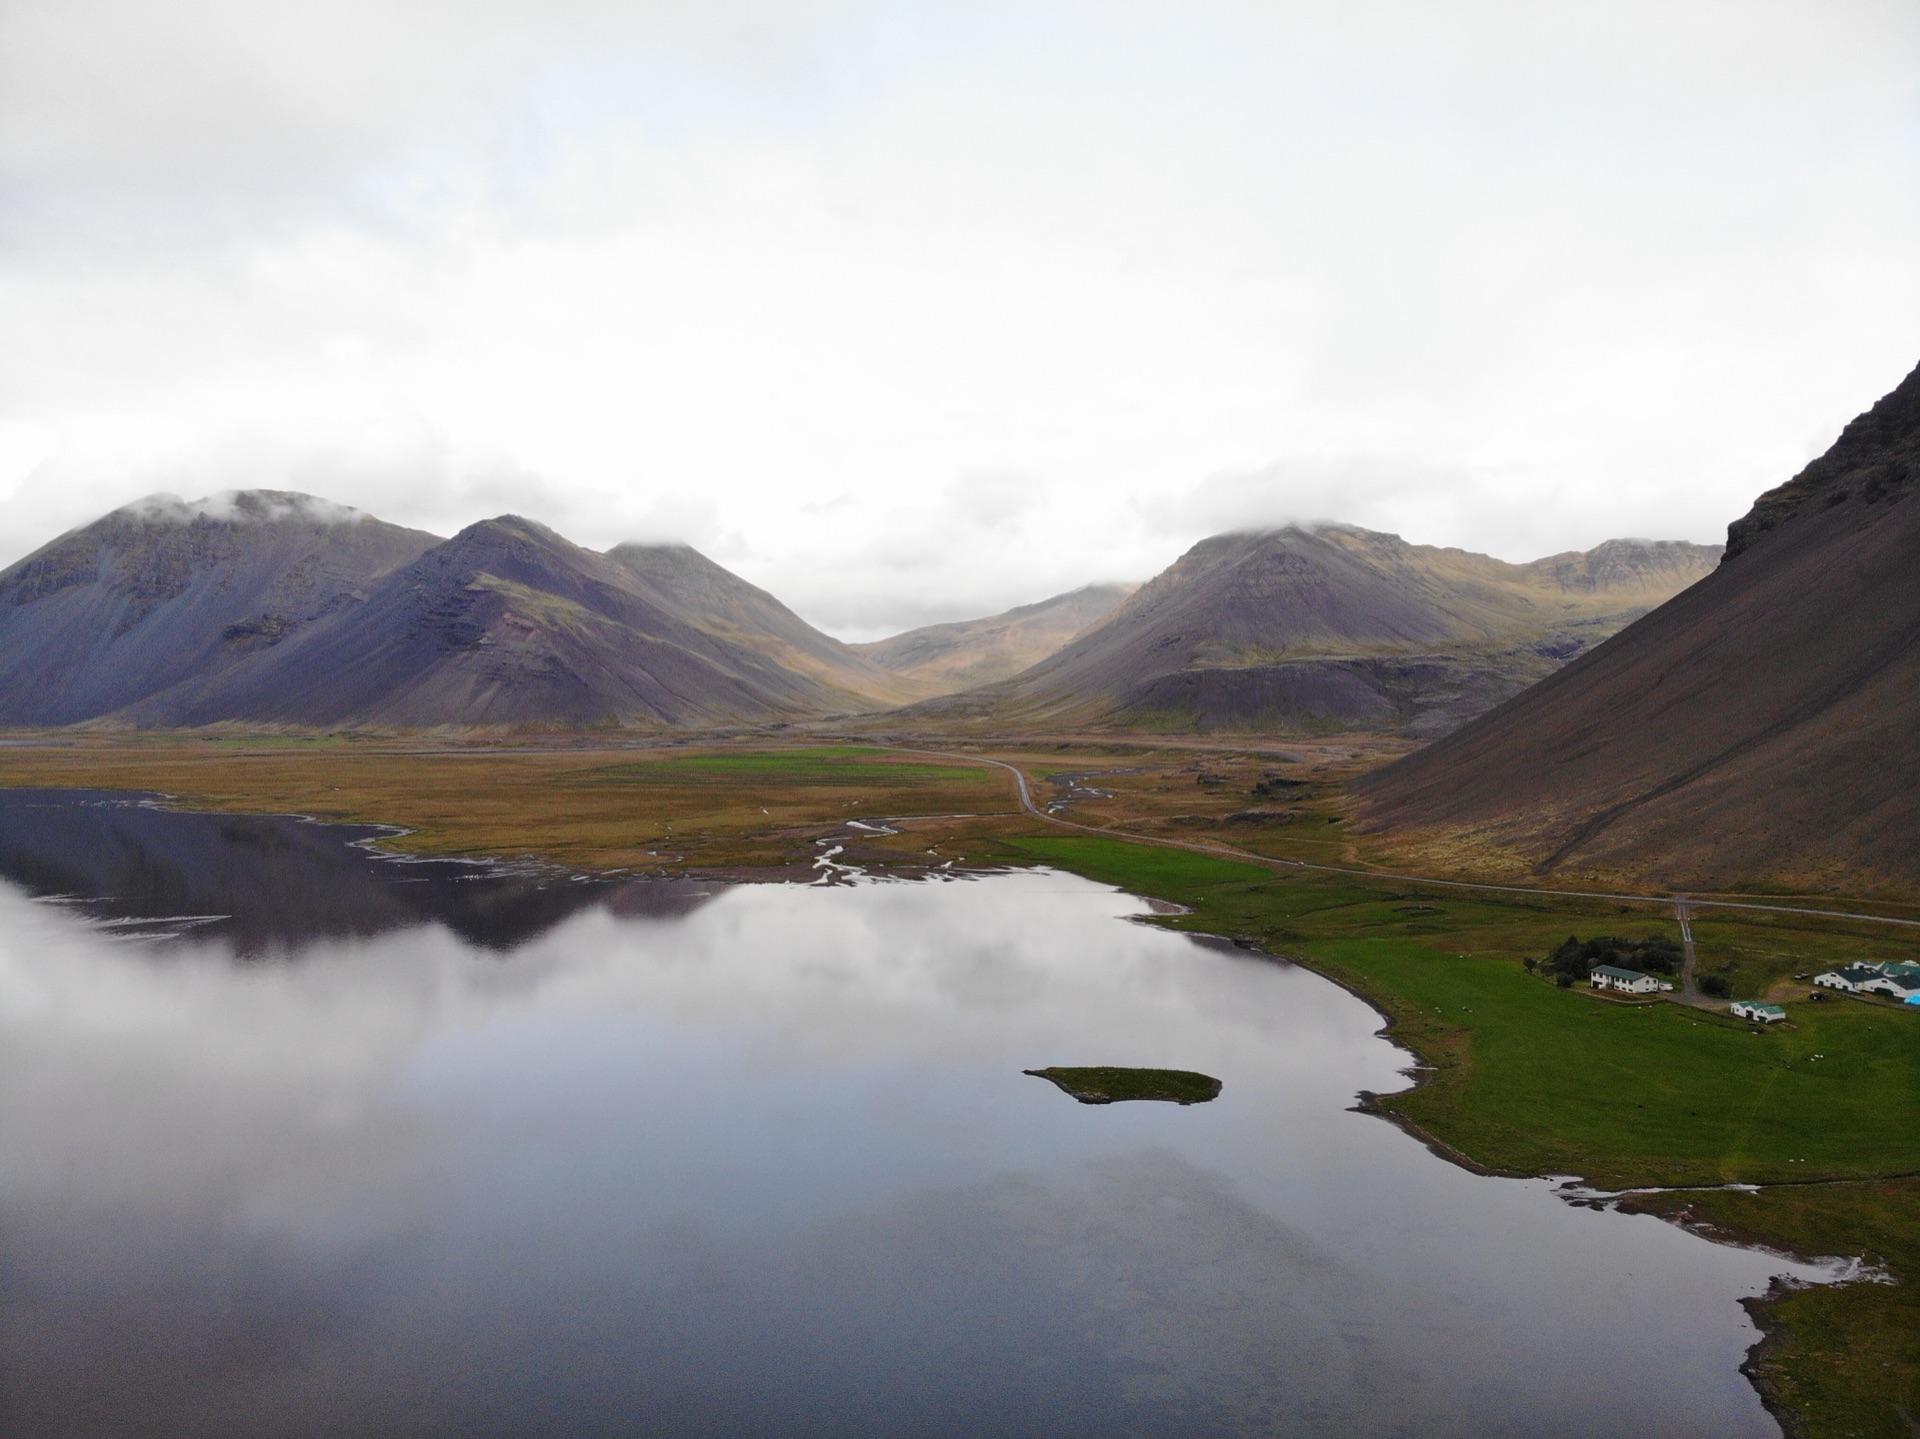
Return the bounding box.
[897,527,1718,734]
[0,490,1713,733]
[1355,358,1920,892]
[0,494,912,728]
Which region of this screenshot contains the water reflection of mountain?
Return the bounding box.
[0,789,720,954]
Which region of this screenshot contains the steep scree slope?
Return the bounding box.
[1353,359,1920,892]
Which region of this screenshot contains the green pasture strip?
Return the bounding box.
[203,734,355,749]
[580,747,992,788]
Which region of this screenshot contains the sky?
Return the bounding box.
[1,1,1916,639]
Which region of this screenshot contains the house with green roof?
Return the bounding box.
[1730,1000,1787,1023]
[1590,965,1666,995]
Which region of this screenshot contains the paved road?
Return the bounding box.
[895,746,1920,940]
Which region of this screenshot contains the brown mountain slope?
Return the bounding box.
[605,542,915,708]
[1352,358,1920,894]
[0,492,439,725]
[901,527,1718,735]
[854,583,1136,698]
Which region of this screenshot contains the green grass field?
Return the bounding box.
[588,746,992,788]
[1316,936,1919,1186]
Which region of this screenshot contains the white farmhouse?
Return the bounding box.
[1859,972,1920,1001]
[1590,965,1664,995]
[1813,966,1883,993]
[1730,1000,1787,1023]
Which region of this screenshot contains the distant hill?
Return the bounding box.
[901,527,1719,735]
[1353,359,1920,893]
[0,494,912,728]
[855,583,1136,697]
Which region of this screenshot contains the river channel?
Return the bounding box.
[0,790,1826,1437]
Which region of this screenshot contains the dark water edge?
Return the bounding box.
[0,788,716,954]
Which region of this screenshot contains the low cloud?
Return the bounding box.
[114,490,367,526]
[1166,454,1739,565]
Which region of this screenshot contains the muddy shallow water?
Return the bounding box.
[0,790,1824,1437]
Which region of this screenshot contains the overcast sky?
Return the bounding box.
[1,0,1915,638]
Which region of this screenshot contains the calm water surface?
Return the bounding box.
[0,790,1824,1437]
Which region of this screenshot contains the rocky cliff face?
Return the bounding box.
[1724,362,1920,560]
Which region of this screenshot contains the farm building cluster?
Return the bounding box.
[1812,960,1920,1003]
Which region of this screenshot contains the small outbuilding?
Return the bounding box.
[1730,1000,1787,1023]
[1590,965,1664,995]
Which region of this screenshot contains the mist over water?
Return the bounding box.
[0,793,1818,1437]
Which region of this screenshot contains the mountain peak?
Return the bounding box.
[447,514,569,547]
[1724,357,1920,560]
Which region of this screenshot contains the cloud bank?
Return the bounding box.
[1,0,1915,635]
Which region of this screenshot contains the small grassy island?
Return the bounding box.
[1024,1066,1223,1105]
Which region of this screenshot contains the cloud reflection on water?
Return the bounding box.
[0,833,1822,1437]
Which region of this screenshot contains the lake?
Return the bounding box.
[0,790,1825,1437]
